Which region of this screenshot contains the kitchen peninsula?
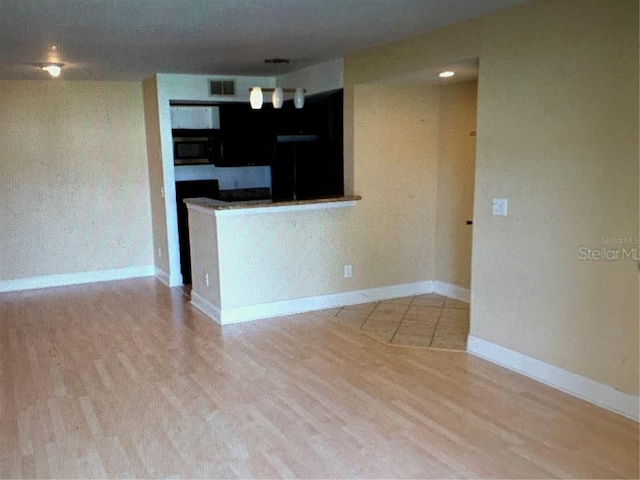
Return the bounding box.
[185,195,361,325]
[143,68,348,288]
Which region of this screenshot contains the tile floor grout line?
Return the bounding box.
[428,304,445,347]
[359,301,380,330]
[388,296,415,344]
[341,295,468,350]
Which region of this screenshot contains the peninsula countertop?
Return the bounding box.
[183,195,362,215]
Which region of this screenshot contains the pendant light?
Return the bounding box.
[272,87,284,109]
[41,63,63,78]
[250,87,263,109]
[293,87,305,109]
[248,59,306,109]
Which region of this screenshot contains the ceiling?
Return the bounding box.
[0,0,528,81]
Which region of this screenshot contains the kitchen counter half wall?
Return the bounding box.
[184,195,362,325]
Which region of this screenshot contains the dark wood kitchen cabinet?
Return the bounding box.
[271,90,344,200]
[271,139,343,201]
[216,104,275,167]
[214,89,343,170]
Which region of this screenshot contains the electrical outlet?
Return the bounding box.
[157,248,162,258]
[344,265,352,278]
[205,273,210,286]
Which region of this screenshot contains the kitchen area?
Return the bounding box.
[170,90,344,284]
[142,65,361,325]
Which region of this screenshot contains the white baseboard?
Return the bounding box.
[155,268,171,287]
[190,292,222,324]
[155,267,184,288]
[199,280,434,325]
[168,272,184,287]
[0,265,156,293]
[467,336,639,422]
[432,281,470,303]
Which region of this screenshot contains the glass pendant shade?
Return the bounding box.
[249,87,263,109]
[293,87,305,109]
[42,64,62,77]
[272,87,284,109]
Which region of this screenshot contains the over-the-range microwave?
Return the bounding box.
[173,137,222,165]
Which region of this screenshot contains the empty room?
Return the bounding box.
[1,0,638,478]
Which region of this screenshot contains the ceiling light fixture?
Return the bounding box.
[293,88,305,109]
[249,86,263,109]
[272,87,284,109]
[41,63,63,78]
[249,59,306,110]
[439,70,455,78]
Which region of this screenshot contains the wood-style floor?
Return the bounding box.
[1,278,638,479]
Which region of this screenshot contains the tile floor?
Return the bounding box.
[332,294,469,350]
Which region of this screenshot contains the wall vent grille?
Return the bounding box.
[210,80,236,96]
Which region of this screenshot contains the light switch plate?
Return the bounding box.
[344,265,352,278]
[492,198,508,216]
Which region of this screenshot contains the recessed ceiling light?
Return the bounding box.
[439,71,455,78]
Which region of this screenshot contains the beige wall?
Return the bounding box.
[472,0,638,395]
[142,77,169,274]
[435,81,477,289]
[0,80,154,280]
[352,81,478,292]
[216,207,357,308]
[351,85,440,287]
[345,0,639,395]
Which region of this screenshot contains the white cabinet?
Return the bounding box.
[170,106,220,129]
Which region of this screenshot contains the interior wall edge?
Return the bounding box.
[431,281,470,303]
[154,267,171,287]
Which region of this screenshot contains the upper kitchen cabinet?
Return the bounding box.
[215,89,343,168]
[217,103,276,167]
[170,105,220,130]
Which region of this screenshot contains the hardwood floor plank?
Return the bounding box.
[1,278,637,479]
